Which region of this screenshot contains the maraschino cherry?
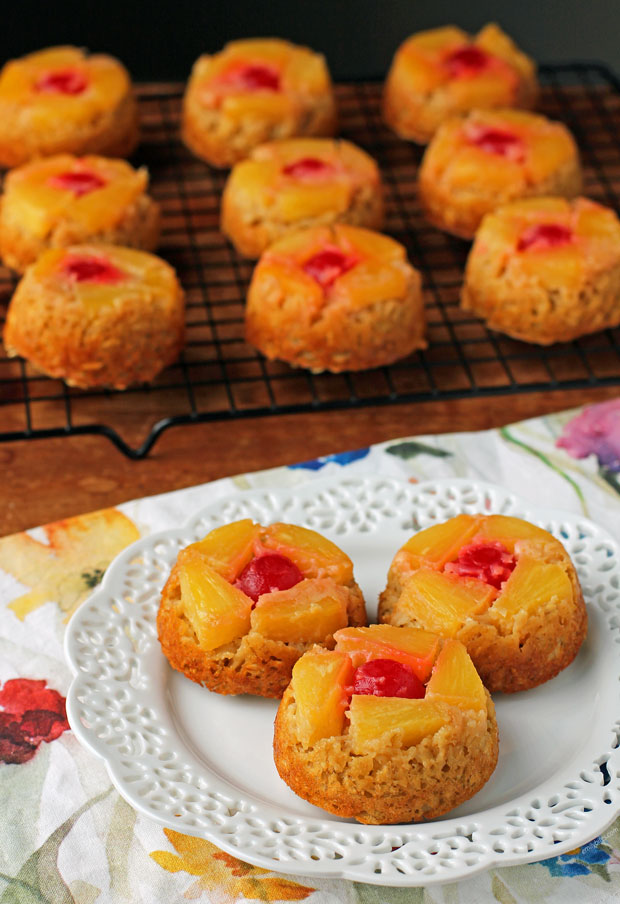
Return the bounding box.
[234,553,303,603]
[303,247,358,288]
[35,69,88,95]
[350,659,426,699]
[62,255,124,284]
[48,170,106,197]
[517,223,573,253]
[445,541,516,589]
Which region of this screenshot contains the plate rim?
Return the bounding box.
[64,474,620,887]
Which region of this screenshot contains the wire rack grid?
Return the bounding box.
[1,63,620,458]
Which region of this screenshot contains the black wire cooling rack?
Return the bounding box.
[1,63,620,459]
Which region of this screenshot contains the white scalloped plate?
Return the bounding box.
[65,476,620,886]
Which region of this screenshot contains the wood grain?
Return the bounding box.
[4,386,619,537]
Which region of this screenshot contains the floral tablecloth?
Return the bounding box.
[1,398,620,904]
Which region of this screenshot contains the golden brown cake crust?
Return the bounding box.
[221,139,385,259]
[245,224,426,372]
[273,682,499,824]
[461,197,620,344]
[0,65,139,168]
[157,561,367,698]
[379,525,588,694]
[382,23,539,145]
[418,110,582,240]
[182,40,337,168]
[0,190,161,274]
[3,244,185,389]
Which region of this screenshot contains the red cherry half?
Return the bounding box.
[444,45,491,78]
[234,553,304,603]
[47,170,107,197]
[35,68,88,95]
[516,223,574,253]
[351,659,425,699]
[62,255,125,284]
[282,157,335,180]
[445,541,516,589]
[221,62,281,93]
[466,125,526,163]
[303,246,358,288]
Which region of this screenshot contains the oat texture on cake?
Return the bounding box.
[273,624,499,824]
[0,46,139,167]
[462,196,620,344]
[221,138,384,257]
[379,513,587,693]
[3,244,185,389]
[418,109,582,239]
[383,23,538,145]
[245,223,426,372]
[0,154,160,273]
[182,39,337,168]
[157,519,367,698]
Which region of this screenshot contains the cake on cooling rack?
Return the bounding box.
[379,513,587,693]
[462,196,620,344]
[221,137,384,257]
[0,46,139,167]
[383,23,538,145]
[3,244,184,389]
[157,519,367,697]
[0,154,160,273]
[182,38,337,168]
[273,624,498,824]
[245,223,426,372]
[418,109,582,239]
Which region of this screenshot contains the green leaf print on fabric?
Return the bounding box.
[492,874,518,903]
[500,427,588,515]
[105,795,137,900]
[385,441,452,461]
[353,883,426,904]
[0,787,112,904]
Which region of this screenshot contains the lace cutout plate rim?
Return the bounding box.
[64,476,620,887]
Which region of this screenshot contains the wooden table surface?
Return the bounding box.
[3,385,619,538]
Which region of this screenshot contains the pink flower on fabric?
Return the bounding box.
[0,678,69,765]
[557,399,620,473]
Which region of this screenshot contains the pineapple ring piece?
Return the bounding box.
[379,514,587,693]
[0,154,161,273]
[273,625,499,824]
[245,223,426,373]
[0,46,139,168]
[182,38,337,168]
[418,109,582,239]
[3,244,185,389]
[157,519,367,698]
[461,196,620,344]
[221,138,384,258]
[382,23,538,145]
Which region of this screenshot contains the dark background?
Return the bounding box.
[2,1,618,82]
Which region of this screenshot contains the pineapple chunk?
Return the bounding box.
[178,554,252,651]
[261,522,353,583]
[399,514,481,569]
[491,557,573,624]
[291,649,353,746]
[276,182,351,222]
[184,519,260,581]
[516,243,582,289]
[475,515,554,552]
[334,624,440,682]
[332,258,408,310]
[396,568,495,637]
[426,639,486,712]
[348,695,447,753]
[251,577,348,642]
